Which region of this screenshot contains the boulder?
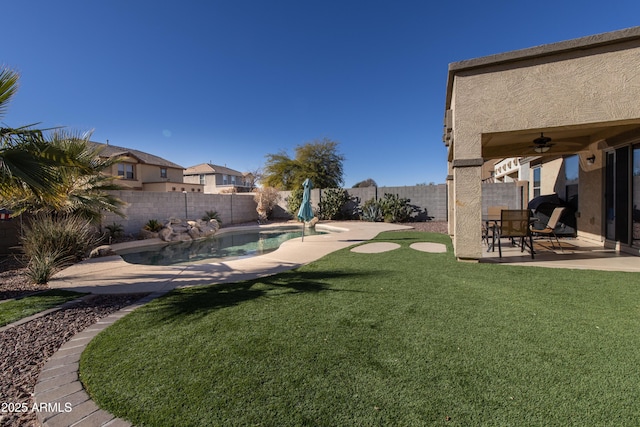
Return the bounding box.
[90,245,116,258]
[150,218,220,242]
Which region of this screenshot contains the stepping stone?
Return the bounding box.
[351,242,401,253]
[410,242,447,253]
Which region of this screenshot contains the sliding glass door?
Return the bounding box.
[633,145,640,247]
[606,145,640,247]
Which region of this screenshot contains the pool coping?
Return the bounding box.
[46,221,407,295]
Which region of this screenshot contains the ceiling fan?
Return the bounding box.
[531,132,553,153]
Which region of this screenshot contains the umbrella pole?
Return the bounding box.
[301,221,305,242]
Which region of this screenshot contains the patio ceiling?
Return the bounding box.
[482,122,640,159]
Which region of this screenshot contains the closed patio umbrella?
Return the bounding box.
[297,178,314,241]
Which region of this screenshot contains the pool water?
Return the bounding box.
[118,226,327,266]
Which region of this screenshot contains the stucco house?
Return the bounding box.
[90,141,204,192]
[183,163,253,194]
[444,26,640,261]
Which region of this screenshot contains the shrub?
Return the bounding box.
[361,198,383,222]
[318,188,353,220]
[25,248,73,285]
[21,213,99,284]
[104,222,124,239]
[254,187,281,222]
[144,219,163,232]
[202,210,221,224]
[285,188,303,218]
[379,193,414,223]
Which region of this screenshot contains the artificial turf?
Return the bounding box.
[80,231,640,426]
[0,289,83,327]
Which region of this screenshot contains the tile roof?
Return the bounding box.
[89,141,184,169]
[184,163,244,176]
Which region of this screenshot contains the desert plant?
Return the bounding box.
[361,198,383,222]
[104,222,124,239]
[254,187,281,222]
[21,213,99,283]
[202,210,221,224]
[285,188,303,218]
[144,219,163,232]
[379,193,414,223]
[25,248,74,285]
[317,188,350,220]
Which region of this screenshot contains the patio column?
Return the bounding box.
[446,172,454,237]
[452,158,483,261]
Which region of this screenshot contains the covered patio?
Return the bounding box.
[481,236,640,272]
[444,26,640,263]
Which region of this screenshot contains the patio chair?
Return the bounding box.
[483,205,507,251]
[530,206,566,251]
[497,209,534,259]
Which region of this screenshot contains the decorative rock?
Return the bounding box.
[89,245,116,258]
[139,229,159,240]
[149,218,221,242]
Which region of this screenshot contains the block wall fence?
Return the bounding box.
[0,182,523,253]
[273,184,449,222]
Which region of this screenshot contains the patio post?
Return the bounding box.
[452,159,483,261]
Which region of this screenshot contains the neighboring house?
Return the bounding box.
[183,163,253,194]
[89,141,203,193]
[444,26,640,261]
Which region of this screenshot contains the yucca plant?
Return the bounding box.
[25,248,74,285]
[20,213,99,283]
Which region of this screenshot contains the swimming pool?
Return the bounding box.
[117,226,328,266]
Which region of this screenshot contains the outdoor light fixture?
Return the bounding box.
[587,154,596,165]
[532,132,552,154]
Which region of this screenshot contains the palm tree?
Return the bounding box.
[0,66,124,219]
[0,68,78,200]
[4,131,125,219]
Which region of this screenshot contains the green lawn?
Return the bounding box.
[0,290,84,327]
[80,231,640,426]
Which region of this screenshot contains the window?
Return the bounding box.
[199,174,205,185]
[231,175,236,185]
[160,168,167,179]
[117,163,134,180]
[223,174,228,185]
[564,155,579,210]
[532,167,541,198]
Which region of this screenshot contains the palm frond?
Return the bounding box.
[0,68,19,119]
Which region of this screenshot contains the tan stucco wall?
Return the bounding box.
[136,164,184,183]
[142,182,202,192]
[451,43,640,135]
[452,165,483,260]
[448,38,640,259]
[578,149,605,241]
[531,158,563,197]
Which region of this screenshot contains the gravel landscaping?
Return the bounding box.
[0,220,447,427]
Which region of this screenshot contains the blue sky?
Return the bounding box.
[3,1,639,187]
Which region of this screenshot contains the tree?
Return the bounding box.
[1,68,83,198]
[4,132,125,220]
[244,167,263,190]
[262,138,344,190]
[0,67,124,219]
[352,178,377,188]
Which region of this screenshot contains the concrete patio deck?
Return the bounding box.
[481,236,640,272]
